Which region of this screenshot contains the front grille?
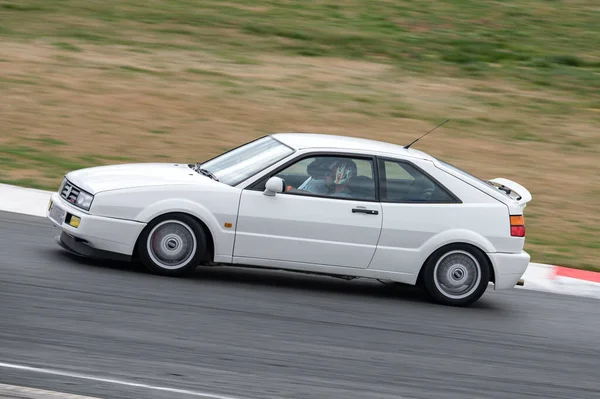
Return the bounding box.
[60,180,81,204]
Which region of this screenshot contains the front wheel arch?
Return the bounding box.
[133,211,215,265]
[133,212,217,276]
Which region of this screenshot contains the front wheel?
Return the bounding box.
[137,213,206,277]
[422,244,490,307]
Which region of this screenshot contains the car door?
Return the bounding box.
[232,154,383,269]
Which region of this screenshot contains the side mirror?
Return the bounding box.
[263,176,286,196]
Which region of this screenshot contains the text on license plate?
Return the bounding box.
[49,203,66,225]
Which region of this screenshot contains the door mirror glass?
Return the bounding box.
[264,176,286,196]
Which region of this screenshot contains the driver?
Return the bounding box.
[324,159,357,197]
[300,158,357,197]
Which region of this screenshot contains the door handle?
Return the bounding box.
[352,208,378,215]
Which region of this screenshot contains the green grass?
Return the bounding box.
[25,137,67,146]
[0,145,136,190]
[1,1,598,86]
[52,41,81,52]
[0,145,87,172]
[0,177,51,190]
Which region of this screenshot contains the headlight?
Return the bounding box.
[60,179,94,211]
[75,191,94,210]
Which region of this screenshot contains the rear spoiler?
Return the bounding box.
[487,178,532,209]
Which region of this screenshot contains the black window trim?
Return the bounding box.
[247,151,381,203]
[376,156,462,204]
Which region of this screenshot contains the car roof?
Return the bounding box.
[271,133,435,161]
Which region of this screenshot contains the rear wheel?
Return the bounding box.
[422,244,490,306]
[137,213,206,277]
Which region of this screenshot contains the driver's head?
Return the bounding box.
[324,159,357,187]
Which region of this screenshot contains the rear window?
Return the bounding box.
[436,158,523,201]
[435,159,492,187]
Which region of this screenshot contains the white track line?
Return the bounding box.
[0,183,51,217]
[0,382,101,398]
[0,362,244,399]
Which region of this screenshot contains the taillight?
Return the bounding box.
[510,215,525,237]
[511,225,525,237]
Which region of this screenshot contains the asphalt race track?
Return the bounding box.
[1,211,599,399]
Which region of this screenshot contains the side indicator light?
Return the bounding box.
[510,215,525,225]
[69,215,81,228]
[224,222,232,228]
[48,200,53,211]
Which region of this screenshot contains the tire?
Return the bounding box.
[136,213,206,277]
[422,244,490,307]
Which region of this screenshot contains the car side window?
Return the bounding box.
[274,156,377,201]
[379,159,456,203]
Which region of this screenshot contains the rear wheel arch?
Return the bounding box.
[416,242,494,285]
[417,242,493,306]
[419,242,493,306]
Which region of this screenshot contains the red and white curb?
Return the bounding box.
[1,183,598,300]
[520,262,600,300]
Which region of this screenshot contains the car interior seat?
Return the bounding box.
[405,175,434,201]
[347,175,376,200]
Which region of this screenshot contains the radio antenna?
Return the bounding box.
[403,119,450,149]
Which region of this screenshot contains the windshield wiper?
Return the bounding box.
[194,163,219,181]
[200,169,219,181]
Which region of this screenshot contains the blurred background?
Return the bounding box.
[0,0,598,270]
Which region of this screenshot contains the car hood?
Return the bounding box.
[65,163,212,194]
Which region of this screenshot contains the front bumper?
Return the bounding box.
[56,232,131,262]
[46,192,146,260]
[488,250,531,290]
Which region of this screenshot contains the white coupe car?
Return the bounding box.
[46,133,532,306]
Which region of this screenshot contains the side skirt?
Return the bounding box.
[226,256,418,285]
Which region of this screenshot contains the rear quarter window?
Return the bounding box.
[380,159,458,203]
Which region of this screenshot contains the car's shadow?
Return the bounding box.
[196,265,432,301]
[50,248,502,310]
[49,248,145,273]
[189,266,503,310]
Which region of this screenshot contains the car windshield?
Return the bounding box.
[199,136,294,186]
